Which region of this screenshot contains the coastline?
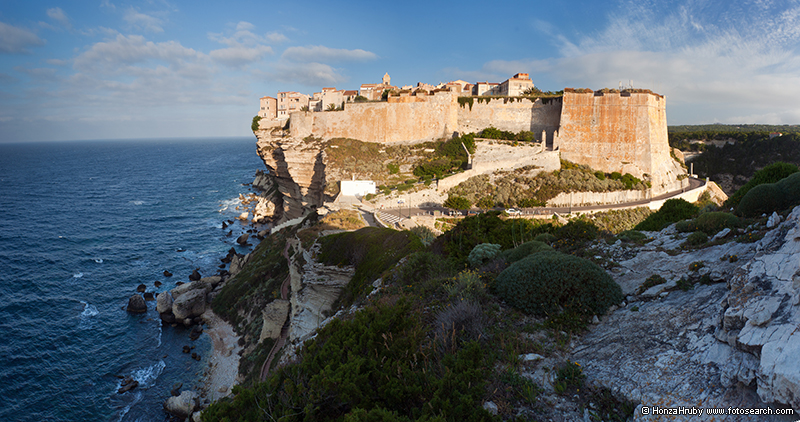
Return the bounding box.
[199,308,242,402]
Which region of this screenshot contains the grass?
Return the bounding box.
[297,209,367,248]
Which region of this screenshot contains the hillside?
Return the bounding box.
[198,165,800,421]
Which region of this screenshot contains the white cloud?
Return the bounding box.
[266,32,288,43]
[47,7,71,29]
[0,22,45,54]
[266,62,346,86]
[74,34,205,72]
[123,8,165,33]
[210,45,274,67]
[471,1,800,124]
[281,45,377,63]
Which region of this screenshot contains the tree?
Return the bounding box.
[251,115,261,131]
[444,195,471,210]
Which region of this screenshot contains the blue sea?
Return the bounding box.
[0,137,265,422]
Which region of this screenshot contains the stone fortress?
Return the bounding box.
[254,73,687,220]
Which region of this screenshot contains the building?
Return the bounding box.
[498,73,535,96]
[277,91,309,119]
[309,87,345,112]
[473,81,501,96]
[259,96,277,119]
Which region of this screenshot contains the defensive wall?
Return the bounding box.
[555,89,682,194]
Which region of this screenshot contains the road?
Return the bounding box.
[375,177,705,220]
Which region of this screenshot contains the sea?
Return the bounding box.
[0,137,266,422]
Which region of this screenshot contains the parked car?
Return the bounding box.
[505,208,521,215]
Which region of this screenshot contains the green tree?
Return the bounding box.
[251,115,262,131]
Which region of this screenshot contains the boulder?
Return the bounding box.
[260,300,290,342]
[143,292,155,301]
[117,377,138,394]
[126,294,147,313]
[163,270,172,277]
[199,276,222,289]
[189,269,201,281]
[136,284,146,293]
[156,292,173,314]
[236,233,249,245]
[172,289,207,323]
[164,390,198,419]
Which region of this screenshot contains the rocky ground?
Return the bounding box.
[561,206,800,421]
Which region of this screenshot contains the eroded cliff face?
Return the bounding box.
[255,126,327,221]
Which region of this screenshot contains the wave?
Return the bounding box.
[94,258,103,263]
[217,197,243,213]
[73,272,83,278]
[129,200,145,206]
[80,301,99,317]
[115,391,142,422]
[130,360,166,389]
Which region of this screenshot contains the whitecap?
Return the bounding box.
[130,200,144,206]
[80,301,99,317]
[73,272,84,278]
[130,360,166,388]
[115,391,142,422]
[217,197,241,213]
[94,258,103,263]
[156,323,162,348]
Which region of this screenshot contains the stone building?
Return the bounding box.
[277,91,309,119]
[259,96,277,119]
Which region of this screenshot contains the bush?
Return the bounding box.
[553,361,585,395]
[387,163,400,174]
[685,231,708,246]
[495,251,623,318]
[467,243,502,267]
[618,230,648,244]
[725,162,798,209]
[534,232,556,244]
[433,300,485,353]
[737,172,800,217]
[409,226,436,246]
[251,115,262,131]
[637,274,667,294]
[443,195,471,210]
[502,240,552,263]
[634,199,699,231]
[556,219,599,241]
[676,211,740,235]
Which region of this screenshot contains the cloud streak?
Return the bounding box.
[0,22,45,54]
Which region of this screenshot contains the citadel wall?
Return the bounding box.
[455,97,562,144]
[555,90,683,194]
[289,93,458,144]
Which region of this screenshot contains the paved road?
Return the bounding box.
[375,177,705,220]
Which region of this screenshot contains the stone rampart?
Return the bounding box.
[555,90,683,195]
[455,97,562,144]
[289,93,458,144]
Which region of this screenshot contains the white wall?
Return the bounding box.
[341,180,376,197]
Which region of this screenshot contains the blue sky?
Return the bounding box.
[2,0,800,142]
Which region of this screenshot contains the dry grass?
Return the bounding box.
[297,210,368,248]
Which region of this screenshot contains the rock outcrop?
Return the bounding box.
[164,390,198,419]
[572,206,800,419]
[126,294,147,313]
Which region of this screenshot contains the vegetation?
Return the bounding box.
[444,195,471,210]
[477,126,536,142]
[251,115,261,131]
[675,212,739,235]
[495,251,622,319]
[318,227,423,307]
[501,240,552,264]
[725,162,798,209]
[448,162,647,208]
[467,243,502,268]
[413,134,476,179]
[634,199,698,231]
[737,172,800,217]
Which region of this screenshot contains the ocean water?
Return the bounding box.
[0,138,265,422]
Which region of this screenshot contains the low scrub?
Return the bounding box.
[318,227,423,306]
[495,251,622,318]
[724,161,798,209]
[634,198,698,231]
[675,211,740,235]
[501,240,552,263]
[736,172,800,217]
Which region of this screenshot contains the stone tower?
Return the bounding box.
[382,72,390,85]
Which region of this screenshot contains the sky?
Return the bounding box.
[2,0,800,142]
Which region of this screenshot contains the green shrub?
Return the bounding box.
[409,226,436,246]
[444,270,485,301]
[502,240,552,263]
[553,361,585,395]
[676,212,740,235]
[737,172,800,217]
[443,195,471,210]
[495,251,622,317]
[725,162,798,209]
[637,274,667,294]
[467,243,502,267]
[433,300,485,353]
[685,231,708,246]
[618,230,648,244]
[634,199,699,231]
[251,115,262,131]
[386,163,400,174]
[556,219,599,241]
[534,232,556,244]
[318,228,422,306]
